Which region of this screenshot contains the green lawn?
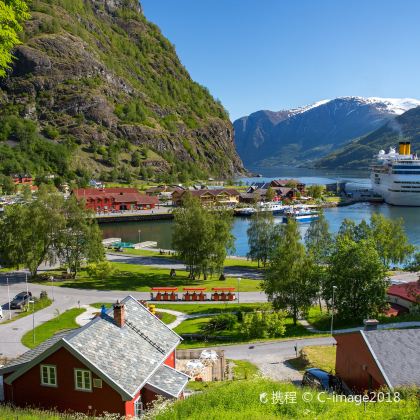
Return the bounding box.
[0,297,52,325]
[119,249,262,269]
[287,345,336,373]
[307,306,420,331]
[35,262,261,292]
[156,311,177,325]
[232,359,260,380]
[174,314,318,349]
[21,308,85,349]
[154,302,265,315]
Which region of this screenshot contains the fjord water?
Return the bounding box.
[100,168,420,256]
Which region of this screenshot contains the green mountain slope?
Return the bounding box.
[0,0,243,183]
[315,106,420,169]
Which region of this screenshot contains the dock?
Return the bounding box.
[95,208,173,223]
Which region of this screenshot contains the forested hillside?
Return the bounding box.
[316,106,420,169]
[0,0,243,184]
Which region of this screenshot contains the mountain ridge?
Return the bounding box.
[234,96,420,168]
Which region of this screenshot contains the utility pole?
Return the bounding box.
[29,298,35,344]
[7,277,11,320]
[237,277,241,304]
[50,276,55,302]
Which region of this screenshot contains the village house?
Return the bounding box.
[334,323,420,393]
[73,188,159,212]
[12,174,34,185]
[146,185,185,202]
[387,281,420,315]
[172,188,240,207]
[0,297,189,417]
[241,181,300,203]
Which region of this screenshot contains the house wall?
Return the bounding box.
[4,347,127,416]
[334,332,386,393]
[164,351,175,368]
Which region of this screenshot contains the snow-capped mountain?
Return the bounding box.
[233,96,420,167]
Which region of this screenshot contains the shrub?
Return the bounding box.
[201,313,237,334]
[86,261,116,280]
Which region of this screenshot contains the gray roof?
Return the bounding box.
[2,296,184,398]
[0,331,69,374]
[146,364,189,398]
[362,329,420,388]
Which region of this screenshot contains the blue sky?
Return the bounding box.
[141,0,420,120]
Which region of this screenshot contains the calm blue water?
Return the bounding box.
[100,168,420,256]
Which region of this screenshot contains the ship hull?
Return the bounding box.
[371,171,420,207]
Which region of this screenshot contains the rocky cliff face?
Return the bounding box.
[0,0,243,181]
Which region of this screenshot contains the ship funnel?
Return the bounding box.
[399,142,405,155]
[406,142,411,155]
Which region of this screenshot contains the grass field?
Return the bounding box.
[1,297,52,325]
[119,249,261,269]
[154,378,419,420]
[21,308,85,349]
[287,345,336,373]
[307,306,420,331]
[156,311,177,325]
[154,302,265,315]
[174,314,318,349]
[35,262,261,292]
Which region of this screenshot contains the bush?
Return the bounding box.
[201,313,237,334]
[86,261,116,280]
[241,311,286,339]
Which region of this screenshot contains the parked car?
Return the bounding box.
[302,368,342,393]
[10,292,31,309]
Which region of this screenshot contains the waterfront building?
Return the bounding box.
[172,188,240,206]
[0,297,188,417]
[73,187,158,212]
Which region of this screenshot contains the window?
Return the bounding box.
[40,364,57,387]
[74,369,92,391]
[134,397,144,418]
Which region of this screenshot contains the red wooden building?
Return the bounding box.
[334,324,420,393]
[73,188,159,212]
[0,297,188,417]
[12,174,34,185]
[387,281,420,314]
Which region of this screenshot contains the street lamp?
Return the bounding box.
[237,277,241,304]
[29,299,35,344]
[138,229,141,244]
[330,285,337,336]
[50,276,55,302]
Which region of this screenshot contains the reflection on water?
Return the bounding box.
[100,169,419,256]
[100,202,420,257]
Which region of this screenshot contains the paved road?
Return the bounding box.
[214,336,335,382]
[0,272,266,358]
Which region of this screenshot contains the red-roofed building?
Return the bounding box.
[73,188,159,212]
[387,281,420,312]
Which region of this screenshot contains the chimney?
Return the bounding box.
[113,300,125,327]
[363,319,379,331]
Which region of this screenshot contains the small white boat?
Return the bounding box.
[235,207,256,216]
[282,209,319,223]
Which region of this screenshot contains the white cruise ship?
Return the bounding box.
[371,142,420,206]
